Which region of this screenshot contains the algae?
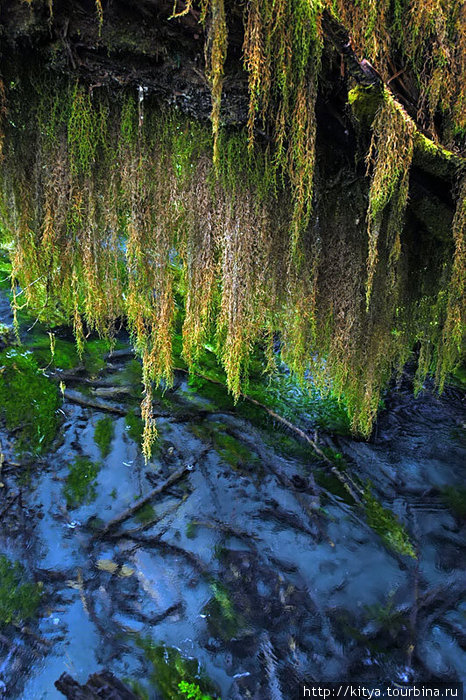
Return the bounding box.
[137,640,221,700]
[134,503,156,524]
[94,415,115,458]
[0,555,42,626]
[441,485,466,520]
[63,456,100,508]
[363,484,416,558]
[125,409,144,445]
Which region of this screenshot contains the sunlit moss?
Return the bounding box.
[0,72,463,460]
[0,349,61,454]
[137,640,221,700]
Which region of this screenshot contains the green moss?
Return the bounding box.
[348,85,383,123]
[123,679,150,700]
[0,349,61,454]
[202,581,241,642]
[25,332,79,370]
[178,682,216,700]
[94,416,115,457]
[364,592,409,640]
[125,409,144,445]
[449,364,466,389]
[63,456,100,508]
[134,503,156,524]
[185,520,198,539]
[441,485,466,519]
[0,250,12,291]
[363,484,416,558]
[83,338,120,376]
[0,555,42,626]
[137,641,221,700]
[213,432,259,470]
[413,131,462,180]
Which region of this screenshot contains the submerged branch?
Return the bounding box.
[95,464,193,538]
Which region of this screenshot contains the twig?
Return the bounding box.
[192,518,259,542]
[0,491,19,520]
[129,537,210,575]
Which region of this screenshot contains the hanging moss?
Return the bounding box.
[0,60,463,460]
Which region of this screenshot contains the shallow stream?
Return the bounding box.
[0,292,464,700]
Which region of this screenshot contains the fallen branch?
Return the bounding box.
[95,464,193,538]
[55,670,138,700]
[192,518,259,542]
[63,390,128,415]
[0,491,19,520]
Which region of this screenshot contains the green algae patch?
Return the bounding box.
[63,456,100,508]
[363,484,416,558]
[0,349,61,454]
[84,338,122,376]
[94,416,115,457]
[213,432,259,471]
[125,409,144,445]
[0,555,43,626]
[137,640,220,700]
[134,503,156,524]
[201,580,246,643]
[441,485,466,520]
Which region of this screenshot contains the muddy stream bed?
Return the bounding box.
[0,292,464,700]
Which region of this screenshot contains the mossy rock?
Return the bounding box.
[0,555,42,626]
[0,349,61,454]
